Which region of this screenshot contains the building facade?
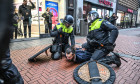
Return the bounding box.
[116,0,139,28]
[137,0,140,27]
[75,0,117,36]
[13,0,66,39]
[83,0,117,19]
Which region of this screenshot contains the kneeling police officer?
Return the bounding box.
[50,15,75,60]
[82,10,121,67]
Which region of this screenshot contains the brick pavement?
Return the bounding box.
[10,28,140,84]
[114,28,140,57]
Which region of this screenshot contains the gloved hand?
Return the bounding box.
[57,28,63,34]
[87,38,98,46]
[104,43,114,51]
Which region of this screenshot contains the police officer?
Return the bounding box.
[0,0,24,83]
[82,10,121,67]
[50,15,75,60]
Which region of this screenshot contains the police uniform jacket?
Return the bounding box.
[50,23,75,46]
[87,19,119,46]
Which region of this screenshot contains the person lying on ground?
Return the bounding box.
[65,46,121,67]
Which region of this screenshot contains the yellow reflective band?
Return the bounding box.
[89,19,104,32]
[56,23,73,33]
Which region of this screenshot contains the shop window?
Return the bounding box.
[92,8,96,11]
[132,14,136,26]
[13,0,40,39]
[107,10,109,16]
[97,9,102,18]
[116,11,125,28]
[124,13,132,28]
[104,9,109,16]
[101,9,104,18]
[109,11,113,17]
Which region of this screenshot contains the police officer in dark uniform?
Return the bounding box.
[50,15,75,60]
[82,10,121,67]
[0,0,24,83]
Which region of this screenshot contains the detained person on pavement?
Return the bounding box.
[50,15,75,60]
[80,10,121,67]
[65,45,121,67]
[65,46,92,63]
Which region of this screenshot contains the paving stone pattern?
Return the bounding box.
[10,28,140,84]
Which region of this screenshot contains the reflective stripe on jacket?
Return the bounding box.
[89,19,104,32]
[56,23,73,33]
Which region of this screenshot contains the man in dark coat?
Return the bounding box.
[109,13,118,25]
[18,0,35,38]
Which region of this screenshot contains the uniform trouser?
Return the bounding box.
[45,23,52,33]
[91,49,110,60]
[0,48,24,84]
[82,42,110,60]
[51,44,70,60]
[23,20,31,38]
[82,42,121,66]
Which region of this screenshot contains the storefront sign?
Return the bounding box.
[99,0,113,7]
[45,1,58,29]
[127,9,133,13]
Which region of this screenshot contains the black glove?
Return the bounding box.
[104,43,114,51]
[57,28,63,34]
[87,38,98,46]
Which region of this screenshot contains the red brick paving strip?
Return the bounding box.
[10,36,140,84]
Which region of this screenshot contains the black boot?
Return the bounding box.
[98,57,112,65]
[111,55,121,67]
[98,55,121,67]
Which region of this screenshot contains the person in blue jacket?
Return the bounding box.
[65,46,121,67]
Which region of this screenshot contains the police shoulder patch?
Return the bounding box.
[57,23,60,25]
[99,19,102,21]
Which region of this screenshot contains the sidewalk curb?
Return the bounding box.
[116,53,140,60]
